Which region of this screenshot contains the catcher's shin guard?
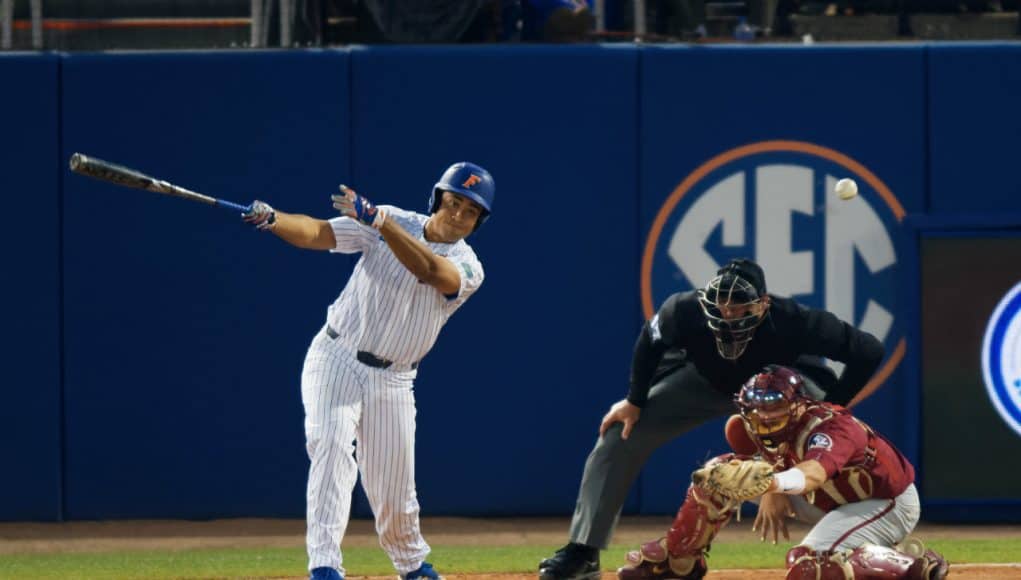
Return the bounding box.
[785,546,854,580]
[666,484,736,555]
[617,479,737,580]
[849,544,945,579]
[786,543,950,580]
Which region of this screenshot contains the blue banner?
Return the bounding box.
[0,54,62,521]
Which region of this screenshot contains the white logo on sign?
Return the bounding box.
[668,166,896,374]
[981,281,1021,438]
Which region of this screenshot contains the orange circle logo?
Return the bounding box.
[641,140,906,406]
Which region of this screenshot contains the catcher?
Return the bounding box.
[617,365,949,580]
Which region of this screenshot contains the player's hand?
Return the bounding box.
[331,184,386,230]
[242,200,276,231]
[753,492,794,545]
[599,399,642,440]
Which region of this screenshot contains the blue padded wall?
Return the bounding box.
[4,43,1021,521]
[60,50,351,519]
[636,45,926,513]
[349,45,641,515]
[0,54,62,521]
[928,44,1021,215]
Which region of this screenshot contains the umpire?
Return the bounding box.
[538,258,885,580]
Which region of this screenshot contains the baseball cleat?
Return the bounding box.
[401,561,442,580]
[616,540,707,580]
[897,537,950,580]
[918,549,950,580]
[617,557,707,580]
[539,543,601,580]
[310,567,343,580]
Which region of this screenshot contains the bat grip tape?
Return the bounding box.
[217,199,252,213]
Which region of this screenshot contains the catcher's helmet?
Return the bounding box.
[429,162,495,232]
[697,258,769,360]
[736,365,809,445]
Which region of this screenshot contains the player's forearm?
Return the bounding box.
[271,212,336,250]
[797,460,827,491]
[768,460,827,494]
[378,219,459,293]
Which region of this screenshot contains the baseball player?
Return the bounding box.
[242,162,495,580]
[540,258,886,580]
[616,364,949,579]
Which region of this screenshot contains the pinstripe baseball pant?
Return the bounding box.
[301,328,430,575]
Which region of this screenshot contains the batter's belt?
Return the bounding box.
[326,325,420,371]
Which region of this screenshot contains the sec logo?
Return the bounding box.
[641,141,906,403]
[982,281,1021,437]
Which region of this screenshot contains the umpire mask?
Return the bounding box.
[697,259,769,360]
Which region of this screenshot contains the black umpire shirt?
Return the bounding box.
[628,291,885,408]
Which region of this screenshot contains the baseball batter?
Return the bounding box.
[616,365,949,580]
[242,162,495,580]
[540,258,886,579]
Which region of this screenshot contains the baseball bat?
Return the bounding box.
[69,153,250,213]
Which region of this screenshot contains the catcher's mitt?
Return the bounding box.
[691,459,774,501]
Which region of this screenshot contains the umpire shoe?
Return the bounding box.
[310,567,343,580]
[539,542,601,580]
[402,562,442,580]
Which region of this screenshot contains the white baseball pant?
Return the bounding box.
[301,329,430,574]
[791,483,921,550]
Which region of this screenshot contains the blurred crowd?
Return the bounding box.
[324,0,1020,43]
[1,0,1018,50]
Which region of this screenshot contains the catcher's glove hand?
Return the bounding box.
[692,459,774,501]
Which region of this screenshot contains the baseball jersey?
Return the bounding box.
[325,205,484,365]
[753,404,915,512]
[629,292,885,406]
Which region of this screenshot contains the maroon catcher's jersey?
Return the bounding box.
[751,404,915,512]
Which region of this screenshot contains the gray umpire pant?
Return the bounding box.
[567,363,829,549]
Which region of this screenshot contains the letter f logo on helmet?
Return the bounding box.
[429,162,496,232]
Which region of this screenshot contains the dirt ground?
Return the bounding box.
[1,516,1019,578]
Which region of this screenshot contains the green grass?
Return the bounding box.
[1,540,1018,579]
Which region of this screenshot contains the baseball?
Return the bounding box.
[835,178,858,200]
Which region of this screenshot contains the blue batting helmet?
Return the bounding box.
[429,162,495,231]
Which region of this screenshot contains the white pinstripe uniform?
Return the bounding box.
[301,205,484,575]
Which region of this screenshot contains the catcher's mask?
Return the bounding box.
[697,258,769,360]
[429,161,495,233]
[736,365,808,446]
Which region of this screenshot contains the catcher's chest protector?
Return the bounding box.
[754,407,881,511]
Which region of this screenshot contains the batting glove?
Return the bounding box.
[332,184,386,230]
[242,200,277,231]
